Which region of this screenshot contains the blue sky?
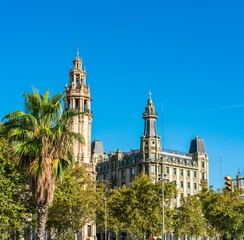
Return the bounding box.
[0,0,244,189]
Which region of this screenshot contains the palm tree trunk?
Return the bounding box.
[36,202,48,240]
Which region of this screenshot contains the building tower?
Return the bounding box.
[236,169,243,189]
[65,52,93,169]
[65,53,95,239]
[140,93,161,161]
[189,136,209,189]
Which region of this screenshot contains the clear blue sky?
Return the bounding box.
[0,0,244,189]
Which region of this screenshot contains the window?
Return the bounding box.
[180,169,183,176]
[202,162,205,168]
[76,76,79,85]
[151,153,156,160]
[121,170,126,178]
[187,182,190,189]
[173,168,176,175]
[75,99,79,109]
[131,168,135,176]
[166,166,169,174]
[84,100,87,112]
[180,181,183,188]
[194,171,197,178]
[87,225,92,237]
[173,180,176,186]
[194,183,197,190]
[145,165,149,174]
[151,165,156,173]
[187,170,190,177]
[202,173,205,180]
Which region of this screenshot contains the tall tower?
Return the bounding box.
[65,53,96,239]
[140,93,161,161]
[65,52,93,167]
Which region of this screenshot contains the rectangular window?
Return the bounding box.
[202,162,205,168]
[145,165,149,174]
[151,153,156,160]
[166,166,169,174]
[194,183,197,190]
[187,182,190,189]
[194,171,197,178]
[202,173,205,180]
[187,170,190,177]
[173,180,176,186]
[151,165,156,173]
[131,168,135,176]
[75,99,79,109]
[76,76,79,85]
[87,225,92,237]
[180,181,183,188]
[173,168,176,175]
[180,169,183,176]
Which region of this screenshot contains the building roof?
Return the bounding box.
[91,139,105,155]
[189,136,206,154]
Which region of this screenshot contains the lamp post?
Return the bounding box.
[104,180,110,240]
[104,196,107,240]
[159,171,165,240]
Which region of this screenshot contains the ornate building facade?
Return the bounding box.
[65,53,96,239]
[64,53,209,239]
[96,94,209,207]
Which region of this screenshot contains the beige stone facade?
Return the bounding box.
[96,95,209,207]
[65,54,96,239]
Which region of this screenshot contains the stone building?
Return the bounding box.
[96,94,209,207]
[64,52,96,239]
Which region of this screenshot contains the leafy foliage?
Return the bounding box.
[47,164,102,239]
[97,174,177,239]
[0,89,83,239]
[0,138,34,237]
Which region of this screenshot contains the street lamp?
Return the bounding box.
[159,172,166,240]
[104,196,107,240]
[103,180,110,240]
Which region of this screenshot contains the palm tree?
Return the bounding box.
[0,89,83,240]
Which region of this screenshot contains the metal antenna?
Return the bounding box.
[161,104,165,149]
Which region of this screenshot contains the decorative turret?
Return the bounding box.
[142,92,158,137]
[65,52,92,164]
[140,92,161,161]
[189,135,208,189]
[236,169,243,189]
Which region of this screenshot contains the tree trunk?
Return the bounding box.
[36,202,48,240]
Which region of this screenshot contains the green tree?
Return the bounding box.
[202,189,244,239]
[100,174,177,239]
[47,164,101,239]
[0,89,83,240]
[0,135,34,238]
[173,195,207,238]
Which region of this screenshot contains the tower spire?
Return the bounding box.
[140,93,161,160]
